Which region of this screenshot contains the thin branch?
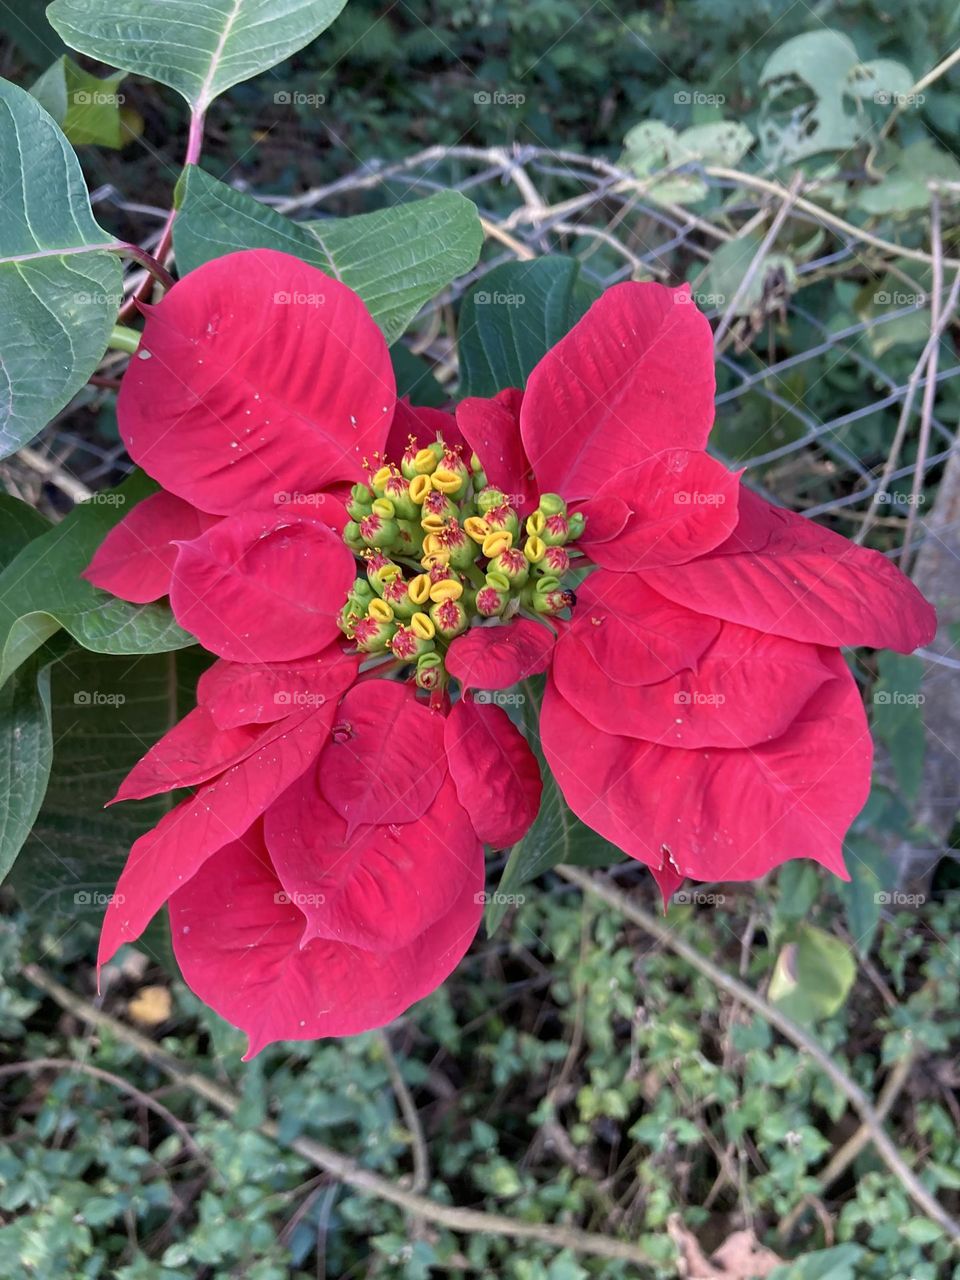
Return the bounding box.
[22,964,655,1269]
[0,1055,210,1166]
[378,1030,430,1194]
[556,866,960,1246]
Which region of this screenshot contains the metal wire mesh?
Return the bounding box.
[14,144,959,558]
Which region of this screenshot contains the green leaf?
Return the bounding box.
[775,861,821,921]
[47,0,348,114]
[391,345,447,408]
[838,836,890,957]
[768,1243,865,1280]
[857,140,960,216]
[872,651,925,801]
[173,167,483,344]
[768,923,857,1024]
[0,650,53,881]
[0,78,123,457]
[0,1,68,68]
[8,646,206,936]
[30,55,127,148]
[458,257,598,399]
[620,119,752,204]
[486,680,622,936]
[0,471,194,685]
[700,231,797,317]
[0,494,51,569]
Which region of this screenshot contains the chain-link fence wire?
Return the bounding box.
[9,144,960,566]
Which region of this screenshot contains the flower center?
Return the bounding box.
[337,434,585,690]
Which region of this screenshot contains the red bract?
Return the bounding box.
[85,250,935,1053]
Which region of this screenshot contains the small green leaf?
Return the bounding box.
[0,471,194,684]
[701,231,797,317]
[872,651,925,801]
[48,0,348,114]
[0,77,123,457]
[838,836,890,957]
[620,119,752,203]
[391,345,447,408]
[768,923,857,1024]
[458,257,598,398]
[173,167,483,344]
[775,861,821,921]
[768,1243,865,1280]
[30,55,127,148]
[0,650,53,881]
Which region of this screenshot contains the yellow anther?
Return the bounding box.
[368,598,394,622]
[431,466,462,494]
[407,574,432,605]
[413,448,438,475]
[526,510,546,536]
[429,578,464,603]
[482,530,513,558]
[411,611,436,639]
[421,513,447,534]
[421,551,451,570]
[524,535,547,564]
[409,474,433,505]
[422,532,444,556]
[371,497,395,518]
[371,465,393,489]
[463,515,491,544]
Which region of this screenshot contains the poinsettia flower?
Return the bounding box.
[85,249,935,1052]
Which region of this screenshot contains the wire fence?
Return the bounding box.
[8,143,959,568]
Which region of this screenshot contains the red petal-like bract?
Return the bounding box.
[265,768,481,949]
[456,389,535,512]
[553,571,719,688]
[577,449,740,571]
[318,680,446,832]
[169,822,484,1058]
[170,510,356,662]
[83,491,219,603]
[444,697,542,847]
[446,617,555,690]
[113,705,272,803]
[98,705,335,968]
[640,487,937,653]
[521,283,715,500]
[118,249,395,513]
[542,650,869,883]
[197,647,360,729]
[386,399,461,456]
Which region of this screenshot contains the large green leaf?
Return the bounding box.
[173,167,483,344]
[0,650,53,881]
[0,78,122,457]
[0,494,51,567]
[8,645,206,936]
[871,651,925,801]
[48,0,348,114]
[0,471,194,685]
[457,257,598,398]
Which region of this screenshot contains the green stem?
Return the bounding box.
[108,324,141,355]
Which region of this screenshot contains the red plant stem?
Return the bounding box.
[114,243,177,293]
[118,106,206,319]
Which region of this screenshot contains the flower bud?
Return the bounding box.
[380,575,418,620]
[540,512,571,547]
[415,651,447,692]
[523,534,547,565]
[353,614,395,653]
[382,471,419,519]
[488,547,529,587]
[339,579,374,635]
[430,597,468,638]
[343,521,365,553]
[429,577,464,604]
[347,482,374,520]
[476,486,508,515]
[390,618,436,661]
[484,502,520,540]
[359,507,399,550]
[413,444,442,475]
[539,493,567,517]
[421,489,458,526]
[470,452,487,488]
[481,529,513,559]
[527,575,575,616]
[475,582,509,617]
[539,545,570,575]
[442,522,480,570]
[366,552,403,595]
[566,511,586,541]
